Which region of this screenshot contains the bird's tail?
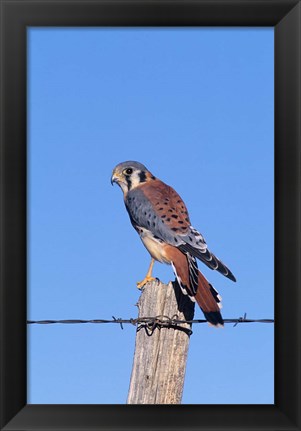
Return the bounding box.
[170,247,224,327]
[194,270,224,327]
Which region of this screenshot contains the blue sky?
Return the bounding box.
[27,28,274,404]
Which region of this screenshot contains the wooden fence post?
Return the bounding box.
[127,279,195,404]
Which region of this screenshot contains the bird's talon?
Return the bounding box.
[136,276,157,290]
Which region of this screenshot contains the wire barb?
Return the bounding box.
[112,316,124,330]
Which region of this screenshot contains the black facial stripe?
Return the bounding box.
[126,176,132,190]
[138,171,147,183]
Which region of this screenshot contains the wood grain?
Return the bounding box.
[127,279,194,404]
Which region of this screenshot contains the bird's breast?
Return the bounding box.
[136,227,171,264]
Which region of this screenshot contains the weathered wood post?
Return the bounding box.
[127,279,195,404]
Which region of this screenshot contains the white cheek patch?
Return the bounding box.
[119,182,129,193]
[130,171,141,189]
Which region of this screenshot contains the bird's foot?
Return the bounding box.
[136,276,157,290]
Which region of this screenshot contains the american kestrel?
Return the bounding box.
[111,161,236,326]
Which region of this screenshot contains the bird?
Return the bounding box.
[111,161,236,327]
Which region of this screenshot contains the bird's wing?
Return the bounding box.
[125,179,193,246]
[126,179,236,282]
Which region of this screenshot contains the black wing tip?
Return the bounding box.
[215,258,236,282]
[226,271,236,282]
[211,261,237,283]
[204,311,224,327]
[178,243,237,282]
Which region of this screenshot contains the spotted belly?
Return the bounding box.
[136,227,171,264]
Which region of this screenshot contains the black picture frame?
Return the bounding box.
[0,0,300,430]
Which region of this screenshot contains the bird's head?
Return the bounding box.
[111,161,156,195]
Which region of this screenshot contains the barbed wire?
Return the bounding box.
[27,313,274,329]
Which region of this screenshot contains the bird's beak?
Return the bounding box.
[111,172,120,186]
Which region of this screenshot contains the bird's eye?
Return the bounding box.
[125,168,133,175]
